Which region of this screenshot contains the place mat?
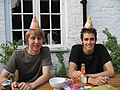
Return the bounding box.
[90,84,117,90]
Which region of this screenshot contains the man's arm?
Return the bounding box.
[87,61,115,78]
[15,66,51,90]
[68,62,81,79]
[29,66,51,89]
[0,69,11,85]
[86,61,114,86]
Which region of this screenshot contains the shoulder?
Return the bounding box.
[41,46,50,52]
[94,44,108,54]
[41,46,50,50]
[14,48,27,56]
[95,44,106,49]
[70,44,82,53]
[72,44,82,49]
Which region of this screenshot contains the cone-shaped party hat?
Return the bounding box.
[30,15,40,30]
[84,16,94,29]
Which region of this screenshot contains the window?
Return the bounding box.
[6,0,68,51]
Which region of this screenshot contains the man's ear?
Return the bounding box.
[80,38,83,43]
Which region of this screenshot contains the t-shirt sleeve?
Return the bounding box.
[69,45,80,64]
[99,44,112,65]
[4,51,17,73]
[41,47,52,66]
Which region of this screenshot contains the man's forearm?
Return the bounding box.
[0,75,8,85]
[87,70,114,78]
[31,74,50,89]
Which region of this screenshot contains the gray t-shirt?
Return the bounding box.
[4,46,52,82]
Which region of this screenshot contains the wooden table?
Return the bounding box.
[107,74,120,90]
[36,74,120,90]
[0,74,120,90]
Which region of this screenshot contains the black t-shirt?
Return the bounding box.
[69,44,111,74]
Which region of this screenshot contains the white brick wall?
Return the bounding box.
[1,0,120,46]
[67,0,83,48]
[0,0,120,71]
[67,0,120,47]
[87,0,120,43]
[0,0,5,43]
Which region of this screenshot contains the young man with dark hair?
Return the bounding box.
[68,16,114,85]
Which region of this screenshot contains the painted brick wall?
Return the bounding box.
[0,0,120,47]
[67,0,120,48]
[0,0,120,72]
[87,0,120,43]
[67,0,83,48]
[0,0,5,43]
[63,0,120,70]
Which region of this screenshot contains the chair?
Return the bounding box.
[8,70,18,82]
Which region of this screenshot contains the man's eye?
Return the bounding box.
[38,37,42,40]
[90,38,94,41]
[31,37,35,40]
[84,38,88,41]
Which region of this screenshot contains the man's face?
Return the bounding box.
[28,33,43,52]
[81,32,96,54]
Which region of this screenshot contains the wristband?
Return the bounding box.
[86,76,89,84]
[81,75,88,84]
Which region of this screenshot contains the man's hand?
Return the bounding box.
[88,76,108,85]
[72,71,81,79]
[12,82,19,90]
[12,82,33,90]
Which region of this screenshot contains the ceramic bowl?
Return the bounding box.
[49,77,66,89]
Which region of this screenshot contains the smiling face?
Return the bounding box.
[28,33,43,54]
[81,32,96,55]
[25,29,45,55]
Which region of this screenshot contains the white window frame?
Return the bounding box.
[5,0,69,52]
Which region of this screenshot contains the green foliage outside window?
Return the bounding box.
[0,40,22,65]
[53,52,67,77]
[102,28,120,74]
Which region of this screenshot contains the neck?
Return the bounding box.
[27,48,40,55]
[83,48,94,55]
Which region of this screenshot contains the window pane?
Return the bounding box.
[13,31,22,42]
[23,0,33,13]
[12,15,22,29]
[51,0,60,13]
[52,30,61,44]
[51,15,60,29]
[24,15,33,29]
[41,15,50,29]
[40,0,49,13]
[11,0,62,46]
[12,0,21,13]
[24,31,27,44]
[44,30,50,44]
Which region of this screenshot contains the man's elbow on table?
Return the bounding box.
[105,61,115,77]
[108,69,115,77]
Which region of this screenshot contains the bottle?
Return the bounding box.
[81,63,85,75]
[80,63,87,84]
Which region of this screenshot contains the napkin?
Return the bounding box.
[90,84,117,90]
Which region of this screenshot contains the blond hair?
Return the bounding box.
[25,29,45,45]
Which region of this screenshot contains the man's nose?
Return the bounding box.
[35,38,39,43]
[87,39,91,44]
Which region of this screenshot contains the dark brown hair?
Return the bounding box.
[80,28,97,41]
